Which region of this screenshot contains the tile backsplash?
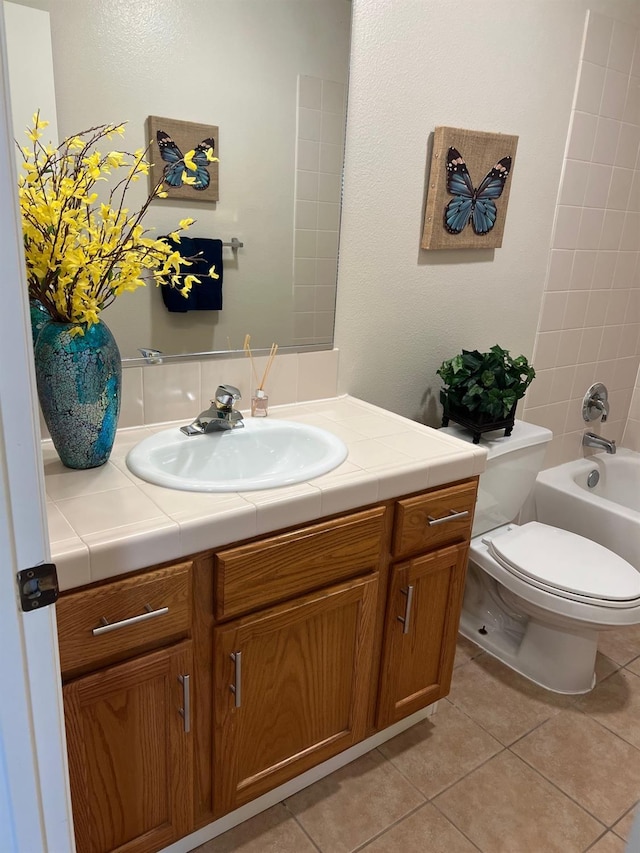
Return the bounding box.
[38,349,340,440]
[119,348,340,429]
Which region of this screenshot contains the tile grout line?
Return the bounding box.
[507,673,640,829]
[445,684,578,750]
[443,650,638,837]
[573,698,640,756]
[282,800,323,853]
[582,827,620,851]
[427,798,485,852]
[505,741,613,832]
[610,798,640,843]
[347,801,430,853]
[371,733,503,852]
[263,643,640,853]
[382,738,509,806]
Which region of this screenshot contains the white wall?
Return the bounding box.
[45,0,350,357]
[4,1,57,146]
[335,0,640,425]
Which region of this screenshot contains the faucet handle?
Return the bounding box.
[597,398,610,422]
[582,382,609,423]
[214,384,242,408]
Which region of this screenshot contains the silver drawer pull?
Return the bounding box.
[91,603,169,636]
[427,509,469,527]
[178,674,191,733]
[397,585,415,635]
[230,651,242,708]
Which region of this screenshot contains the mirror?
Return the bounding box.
[17,0,351,358]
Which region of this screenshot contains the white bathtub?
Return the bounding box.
[534,448,640,571]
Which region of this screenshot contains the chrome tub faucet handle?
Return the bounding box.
[582,383,610,423]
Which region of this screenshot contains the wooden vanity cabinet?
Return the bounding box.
[376,544,468,727]
[376,479,477,729]
[210,505,387,817]
[56,478,477,852]
[63,642,193,853]
[57,563,196,853]
[212,574,378,816]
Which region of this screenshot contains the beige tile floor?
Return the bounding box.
[196,627,640,852]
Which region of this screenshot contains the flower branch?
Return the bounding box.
[18,113,205,331]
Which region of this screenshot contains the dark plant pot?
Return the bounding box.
[441,396,517,444]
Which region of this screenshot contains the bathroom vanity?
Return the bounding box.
[46,396,485,853]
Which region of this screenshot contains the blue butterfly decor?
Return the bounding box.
[156,130,216,191]
[444,147,512,236]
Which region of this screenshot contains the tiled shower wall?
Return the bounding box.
[522,11,640,467]
[292,75,346,346]
[625,368,640,449]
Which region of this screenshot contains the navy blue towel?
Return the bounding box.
[161,236,223,312]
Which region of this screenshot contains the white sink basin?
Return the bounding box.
[126,419,348,492]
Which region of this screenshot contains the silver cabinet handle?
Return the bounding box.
[397,585,415,635]
[230,651,242,708]
[178,674,191,733]
[427,509,469,526]
[91,603,169,636]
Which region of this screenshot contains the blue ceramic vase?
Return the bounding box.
[29,299,51,346]
[34,320,122,469]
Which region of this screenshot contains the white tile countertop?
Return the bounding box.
[43,395,487,591]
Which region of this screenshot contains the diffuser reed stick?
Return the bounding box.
[243,334,260,386]
[259,343,278,391]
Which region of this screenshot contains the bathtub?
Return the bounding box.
[534,448,640,571]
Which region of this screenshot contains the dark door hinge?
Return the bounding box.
[17,563,59,612]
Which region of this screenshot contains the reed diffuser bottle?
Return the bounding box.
[251,388,269,417]
[244,336,278,417]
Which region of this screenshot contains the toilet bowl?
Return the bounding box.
[441,420,640,694]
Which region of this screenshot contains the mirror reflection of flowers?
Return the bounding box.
[18,113,218,334]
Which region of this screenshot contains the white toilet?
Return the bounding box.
[441,420,640,694]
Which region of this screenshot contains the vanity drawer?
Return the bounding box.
[56,562,192,678]
[215,505,388,619]
[393,480,477,558]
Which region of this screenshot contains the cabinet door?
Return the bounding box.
[63,641,193,853]
[213,575,377,816]
[377,544,467,728]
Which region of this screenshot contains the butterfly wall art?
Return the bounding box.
[146,115,219,202]
[421,127,518,250]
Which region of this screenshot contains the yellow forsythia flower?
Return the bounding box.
[18,117,201,330]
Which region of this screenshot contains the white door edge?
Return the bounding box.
[0,3,74,850]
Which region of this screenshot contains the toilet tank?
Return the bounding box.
[440,420,552,537]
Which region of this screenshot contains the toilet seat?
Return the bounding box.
[487,522,640,608]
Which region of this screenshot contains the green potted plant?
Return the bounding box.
[437,345,535,443]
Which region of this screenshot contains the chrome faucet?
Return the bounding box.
[583,431,616,454]
[180,385,244,435]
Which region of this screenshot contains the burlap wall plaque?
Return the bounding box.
[147,115,219,202]
[421,126,518,250]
